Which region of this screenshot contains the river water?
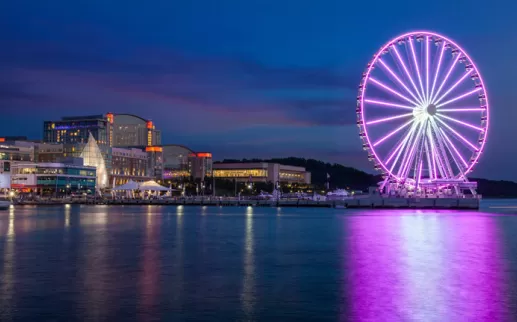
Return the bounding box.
[1,200,517,321]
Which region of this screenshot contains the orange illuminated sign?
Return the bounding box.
[0,138,4,142]
[106,113,114,124]
[196,152,212,158]
[145,146,163,152]
[147,121,153,129]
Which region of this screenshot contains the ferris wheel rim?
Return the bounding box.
[358,30,489,182]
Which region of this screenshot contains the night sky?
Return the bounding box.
[1,0,516,180]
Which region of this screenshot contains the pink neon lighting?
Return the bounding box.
[359,31,489,181]
[386,123,418,165]
[436,88,482,108]
[369,77,419,106]
[391,44,424,103]
[430,41,446,101]
[439,128,469,168]
[436,117,479,151]
[434,70,473,105]
[373,119,414,147]
[432,53,461,103]
[409,38,425,101]
[437,114,484,131]
[364,99,414,110]
[378,59,421,104]
[425,36,430,103]
[438,108,484,112]
[366,113,413,125]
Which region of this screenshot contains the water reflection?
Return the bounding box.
[0,208,16,319]
[345,211,509,322]
[80,209,109,320]
[139,207,161,321]
[241,206,255,318]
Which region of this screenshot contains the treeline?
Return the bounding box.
[216,157,517,197]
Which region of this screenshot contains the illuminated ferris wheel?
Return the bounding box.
[357,31,489,192]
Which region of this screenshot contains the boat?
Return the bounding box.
[0,200,11,210]
[326,189,351,200]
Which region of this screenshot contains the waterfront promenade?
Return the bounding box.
[10,195,480,209]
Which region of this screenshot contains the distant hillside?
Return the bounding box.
[216,157,517,197]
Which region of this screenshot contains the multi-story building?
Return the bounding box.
[0,144,35,189]
[213,162,311,184]
[10,162,96,195]
[111,147,151,185]
[111,113,161,147]
[43,115,112,176]
[145,146,163,179]
[160,145,212,181]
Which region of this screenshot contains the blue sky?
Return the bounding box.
[1,0,516,180]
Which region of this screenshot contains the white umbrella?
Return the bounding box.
[139,180,172,192]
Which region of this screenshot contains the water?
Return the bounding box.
[1,201,517,321]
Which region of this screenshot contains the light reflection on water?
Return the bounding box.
[346,210,511,322]
[0,203,516,321]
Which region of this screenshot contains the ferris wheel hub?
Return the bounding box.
[426,103,437,116]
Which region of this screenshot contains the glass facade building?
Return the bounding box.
[111,114,161,147]
[10,162,96,195]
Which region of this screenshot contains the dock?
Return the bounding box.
[11,196,480,209]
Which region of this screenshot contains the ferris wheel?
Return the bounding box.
[357,31,489,191]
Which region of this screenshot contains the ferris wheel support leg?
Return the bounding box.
[380,175,390,194]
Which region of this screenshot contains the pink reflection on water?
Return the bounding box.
[343,210,510,322]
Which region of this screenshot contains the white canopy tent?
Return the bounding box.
[139,180,172,192]
[113,180,140,191]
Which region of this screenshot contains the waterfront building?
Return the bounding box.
[10,161,96,195]
[160,145,212,181]
[145,146,163,179]
[43,114,112,176]
[111,113,161,147]
[80,134,108,188]
[0,144,35,189]
[111,147,151,185]
[213,162,311,184]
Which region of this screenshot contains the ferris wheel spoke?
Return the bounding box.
[425,36,430,104]
[366,113,413,125]
[364,98,414,110]
[436,113,484,131]
[436,127,466,178]
[438,127,469,169]
[430,119,455,178]
[433,70,474,106]
[427,124,446,179]
[373,118,414,147]
[437,107,485,113]
[399,121,424,178]
[378,58,423,105]
[431,53,461,103]
[429,41,446,105]
[409,38,426,104]
[391,44,425,104]
[424,138,434,179]
[392,122,419,177]
[386,121,419,166]
[436,88,482,108]
[435,117,479,151]
[369,77,420,106]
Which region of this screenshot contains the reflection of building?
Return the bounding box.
[111,147,151,185]
[213,162,311,184]
[111,114,161,147]
[10,162,96,195]
[160,145,212,181]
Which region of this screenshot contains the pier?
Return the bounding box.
[11,196,480,209]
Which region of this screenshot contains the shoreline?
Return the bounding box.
[8,196,481,210]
